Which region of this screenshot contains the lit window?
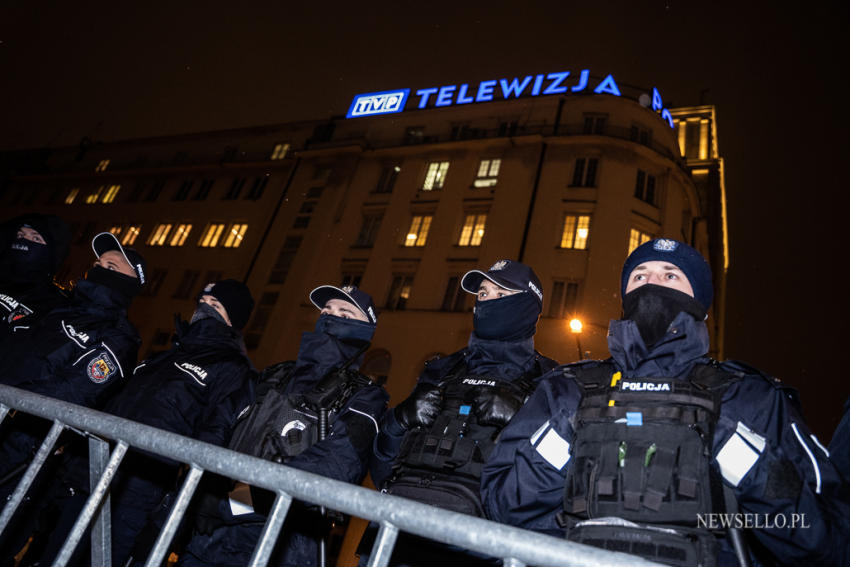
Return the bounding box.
[458,213,487,246]
[148,223,173,246]
[270,143,289,160]
[85,186,104,204]
[404,215,432,247]
[628,229,652,254]
[222,223,248,248]
[474,159,501,188]
[109,225,123,237]
[422,161,449,190]
[122,225,141,246]
[65,188,79,204]
[95,159,110,172]
[198,223,226,247]
[101,184,120,203]
[169,224,193,246]
[560,215,591,249]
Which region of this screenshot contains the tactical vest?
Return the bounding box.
[388,366,536,517]
[560,361,740,567]
[228,361,372,463]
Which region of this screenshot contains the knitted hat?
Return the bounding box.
[199,279,255,330]
[621,238,713,309]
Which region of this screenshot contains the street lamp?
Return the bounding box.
[569,318,583,360]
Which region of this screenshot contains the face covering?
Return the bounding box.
[0,238,52,282]
[473,291,540,342]
[190,302,228,326]
[314,313,375,344]
[622,284,706,347]
[85,265,141,302]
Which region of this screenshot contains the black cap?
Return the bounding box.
[199,279,255,330]
[461,259,543,305]
[91,232,147,285]
[309,285,378,324]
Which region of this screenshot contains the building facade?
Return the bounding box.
[0,79,727,404]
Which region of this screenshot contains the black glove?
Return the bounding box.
[394,383,443,429]
[472,385,523,427]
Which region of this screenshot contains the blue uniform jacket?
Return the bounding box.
[481,312,850,566]
[105,316,255,447]
[0,279,139,408]
[371,336,559,490]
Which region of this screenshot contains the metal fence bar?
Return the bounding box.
[0,420,64,534]
[367,522,399,567]
[0,402,9,424]
[248,491,294,567]
[143,464,204,567]
[504,559,526,567]
[54,440,128,567]
[88,436,113,567]
[1,385,662,567]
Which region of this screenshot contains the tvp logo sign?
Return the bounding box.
[346,89,410,118]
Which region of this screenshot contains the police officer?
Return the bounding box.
[26,278,257,566]
[481,239,849,566]
[179,284,388,567]
[0,214,70,337]
[0,231,143,473]
[362,260,558,566]
[829,397,850,481]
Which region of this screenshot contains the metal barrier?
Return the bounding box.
[0,385,661,567]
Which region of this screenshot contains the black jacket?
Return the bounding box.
[105,317,256,447]
[0,279,139,408]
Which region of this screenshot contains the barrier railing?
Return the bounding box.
[0,385,660,567]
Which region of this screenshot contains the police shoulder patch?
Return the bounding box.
[87,352,117,384]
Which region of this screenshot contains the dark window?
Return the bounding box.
[222,147,238,162]
[313,166,332,181]
[144,180,165,202]
[299,201,316,214]
[244,177,269,200]
[498,121,518,137]
[441,276,467,312]
[140,269,168,297]
[223,178,246,200]
[75,221,98,245]
[173,180,194,201]
[293,216,310,229]
[307,186,324,199]
[193,179,215,200]
[548,281,579,318]
[355,214,383,247]
[268,236,302,284]
[202,271,224,286]
[404,126,425,145]
[375,166,400,193]
[244,292,280,350]
[571,158,598,187]
[583,114,607,134]
[386,275,414,310]
[341,273,363,288]
[173,151,188,165]
[630,125,652,146]
[634,170,656,205]
[127,182,146,203]
[173,270,201,299]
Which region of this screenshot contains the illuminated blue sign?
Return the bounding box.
[346,89,410,118]
[346,70,674,128]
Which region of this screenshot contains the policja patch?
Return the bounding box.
[87,351,117,383]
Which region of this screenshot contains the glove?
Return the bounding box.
[472,385,523,427]
[394,383,443,429]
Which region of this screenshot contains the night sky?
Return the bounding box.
[1,2,847,439]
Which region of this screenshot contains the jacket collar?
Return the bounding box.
[607,311,710,379]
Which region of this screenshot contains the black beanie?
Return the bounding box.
[201,279,255,330]
[2,213,71,275]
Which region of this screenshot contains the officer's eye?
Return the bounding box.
[633,274,645,281]
[666,273,678,280]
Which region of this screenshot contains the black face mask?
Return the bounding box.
[622,284,706,347]
[0,238,52,283]
[190,302,229,326]
[314,313,375,345]
[473,291,541,342]
[85,265,141,302]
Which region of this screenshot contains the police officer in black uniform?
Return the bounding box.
[362,260,558,567]
[481,239,849,566]
[26,278,257,567]
[0,214,70,338]
[179,284,388,567]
